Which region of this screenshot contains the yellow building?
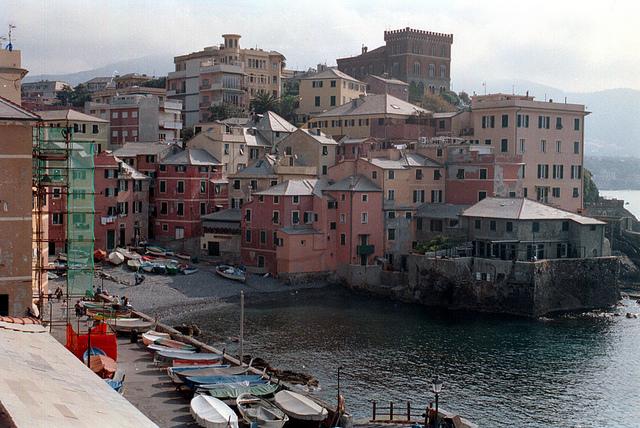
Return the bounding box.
[37,109,110,153]
[297,68,366,123]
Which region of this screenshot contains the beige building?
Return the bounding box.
[277,129,338,177]
[37,109,110,153]
[167,34,286,127]
[0,50,28,105]
[466,94,588,213]
[296,68,366,122]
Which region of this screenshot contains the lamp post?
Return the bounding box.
[431,376,443,428]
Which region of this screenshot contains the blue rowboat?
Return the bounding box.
[184,374,263,390]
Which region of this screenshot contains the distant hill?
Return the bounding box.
[23,54,173,86]
[454,78,640,157]
[584,156,640,190]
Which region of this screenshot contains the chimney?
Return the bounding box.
[361,45,368,54]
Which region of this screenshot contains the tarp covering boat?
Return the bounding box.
[273,390,328,421]
[199,383,280,400]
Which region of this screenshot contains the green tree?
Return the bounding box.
[55,84,91,108]
[250,92,279,114]
[458,91,471,106]
[441,90,461,107]
[208,102,245,121]
[181,127,194,142]
[276,94,297,123]
[584,168,600,204]
[140,76,166,88]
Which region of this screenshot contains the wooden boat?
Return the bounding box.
[273,390,328,422]
[108,251,125,265]
[154,350,223,367]
[146,246,166,257]
[176,253,191,261]
[142,330,171,346]
[167,364,233,384]
[141,262,154,273]
[190,395,239,428]
[181,266,199,275]
[166,263,179,275]
[106,317,154,333]
[127,259,141,271]
[215,265,246,282]
[147,344,196,354]
[183,375,264,390]
[236,393,289,428]
[154,337,197,351]
[200,383,280,400]
[86,309,132,319]
[82,347,106,364]
[94,249,107,262]
[88,355,117,379]
[152,263,167,274]
[116,247,141,260]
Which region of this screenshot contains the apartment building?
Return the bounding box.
[37,109,109,153]
[86,91,182,147]
[276,129,338,177]
[154,148,228,241]
[296,68,366,122]
[21,80,69,106]
[167,34,286,127]
[467,94,589,212]
[365,74,409,101]
[84,76,113,93]
[337,27,453,94]
[306,93,432,141]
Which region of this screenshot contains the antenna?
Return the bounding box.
[6,24,16,51]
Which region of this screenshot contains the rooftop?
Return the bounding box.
[232,156,277,178]
[367,152,442,169]
[301,68,363,84]
[36,108,109,123]
[312,94,430,118]
[161,148,222,166]
[113,142,176,157]
[417,203,470,219]
[201,208,242,222]
[256,111,297,133]
[299,129,339,145]
[366,74,409,86]
[326,175,381,192]
[462,198,605,225]
[256,179,327,197]
[0,96,40,121]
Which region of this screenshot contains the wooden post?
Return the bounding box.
[372,401,376,421]
[407,401,411,421]
[389,401,394,421]
[239,290,244,365]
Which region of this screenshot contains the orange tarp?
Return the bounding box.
[65,322,118,361]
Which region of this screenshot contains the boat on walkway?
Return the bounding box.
[190,394,239,428]
[141,330,171,346]
[86,308,132,319]
[167,364,230,384]
[215,265,246,282]
[180,265,199,275]
[273,390,328,422]
[106,317,154,333]
[153,337,197,351]
[183,374,264,390]
[127,259,141,271]
[108,251,125,265]
[147,344,196,355]
[199,383,280,400]
[237,393,289,428]
[154,350,223,367]
[146,246,166,257]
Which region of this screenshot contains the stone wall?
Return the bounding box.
[339,255,621,317]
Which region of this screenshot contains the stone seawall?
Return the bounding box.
[340,256,621,317]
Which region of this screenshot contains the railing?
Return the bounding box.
[371,400,425,424]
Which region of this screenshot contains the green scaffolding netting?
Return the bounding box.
[34,127,95,296]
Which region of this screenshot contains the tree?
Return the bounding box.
[408,81,424,104]
[250,92,279,114]
[208,102,245,121]
[140,76,166,88]
[181,127,194,142]
[584,168,600,204]
[420,92,457,113]
[276,94,297,123]
[441,90,461,107]
[458,91,471,106]
[55,83,91,108]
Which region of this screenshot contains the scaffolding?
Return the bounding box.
[33,123,95,319]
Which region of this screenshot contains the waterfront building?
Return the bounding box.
[296,68,366,123]
[154,148,228,246]
[0,49,28,105]
[461,197,609,261]
[306,93,432,141]
[201,209,242,259]
[86,90,183,147]
[365,74,410,101]
[167,34,286,127]
[466,93,589,213]
[21,79,70,106]
[0,97,41,316]
[36,109,109,153]
[337,27,453,94]
[276,129,338,177]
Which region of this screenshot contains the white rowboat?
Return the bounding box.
[190,394,239,428]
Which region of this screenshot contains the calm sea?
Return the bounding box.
[169,286,640,428]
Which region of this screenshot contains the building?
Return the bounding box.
[0,49,28,104]
[36,109,109,153]
[167,34,286,127]
[0,97,41,316]
[337,27,453,94]
[462,197,608,261]
[306,93,432,141]
[467,94,589,212]
[276,129,338,177]
[365,74,409,101]
[86,91,182,147]
[201,209,242,259]
[114,73,154,89]
[296,68,366,122]
[21,80,70,105]
[154,148,227,243]
[84,76,114,93]
[336,136,381,160]
[415,203,469,243]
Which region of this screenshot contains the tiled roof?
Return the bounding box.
[299,129,339,145]
[312,94,430,118]
[232,156,277,178]
[300,68,363,83]
[462,198,605,225]
[116,157,149,180]
[367,152,441,169]
[366,74,409,86]
[417,203,470,218]
[161,148,222,166]
[255,179,327,197]
[257,111,297,133]
[37,108,109,123]
[113,142,175,157]
[202,208,241,222]
[326,175,381,192]
[0,96,40,120]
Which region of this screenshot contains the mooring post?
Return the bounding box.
[407,401,411,421]
[239,290,244,365]
[372,401,376,420]
[389,401,394,421]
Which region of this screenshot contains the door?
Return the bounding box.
[119,227,126,247]
[175,227,185,240]
[0,294,8,316]
[208,241,220,256]
[106,230,115,250]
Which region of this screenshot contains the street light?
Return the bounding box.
[431,376,443,427]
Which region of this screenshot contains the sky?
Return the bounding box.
[4,0,639,93]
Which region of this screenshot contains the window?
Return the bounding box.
[490,220,496,231]
[132,111,138,118]
[224,144,229,155]
[160,202,168,214]
[501,114,509,128]
[200,202,206,215]
[562,221,569,231]
[292,195,299,204]
[159,165,166,172]
[362,194,368,202]
[388,170,395,180]
[387,229,396,240]
[92,124,99,134]
[340,213,346,223]
[574,141,580,154]
[405,212,412,220]
[532,222,540,233]
[330,80,336,87]
[538,116,550,129]
[537,164,549,179]
[250,180,258,190]
[257,255,265,268]
[200,180,206,193]
[475,219,481,229]
[372,171,377,179]
[233,180,240,190]
[177,181,184,193]
[52,213,63,225]
[245,209,252,222]
[552,165,564,179]
[260,231,266,244]
[571,165,582,179]
[314,96,320,107]
[481,115,495,129]
[176,202,184,216]
[552,187,560,198]
[292,211,300,224]
[415,169,423,180]
[478,191,487,201]
[573,187,579,198]
[480,169,487,180]
[506,222,513,232]
[556,117,563,129]
[412,190,425,203]
[112,130,118,138]
[176,165,186,172]
[430,220,443,232]
[330,96,336,106]
[112,112,118,119]
[322,165,328,175]
[361,212,368,224]
[162,224,168,231]
[456,169,465,179]
[434,170,441,180]
[517,114,529,128]
[574,118,580,131]
[52,187,61,199]
[340,234,346,245]
[387,189,395,200]
[484,139,491,145]
[540,140,547,153]
[431,190,442,203]
[501,139,508,153]
[245,230,251,242]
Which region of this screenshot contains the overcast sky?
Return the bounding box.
[4,0,639,93]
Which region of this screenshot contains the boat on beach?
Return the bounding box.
[106,317,154,332]
[146,246,166,257]
[273,390,328,422]
[142,330,171,345]
[147,344,196,354]
[236,393,289,428]
[167,364,230,384]
[215,265,246,282]
[116,247,142,260]
[108,251,125,265]
[190,394,239,428]
[127,259,141,271]
[183,374,264,390]
[154,350,223,367]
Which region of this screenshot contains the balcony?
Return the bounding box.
[357,244,375,256]
[160,121,183,130]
